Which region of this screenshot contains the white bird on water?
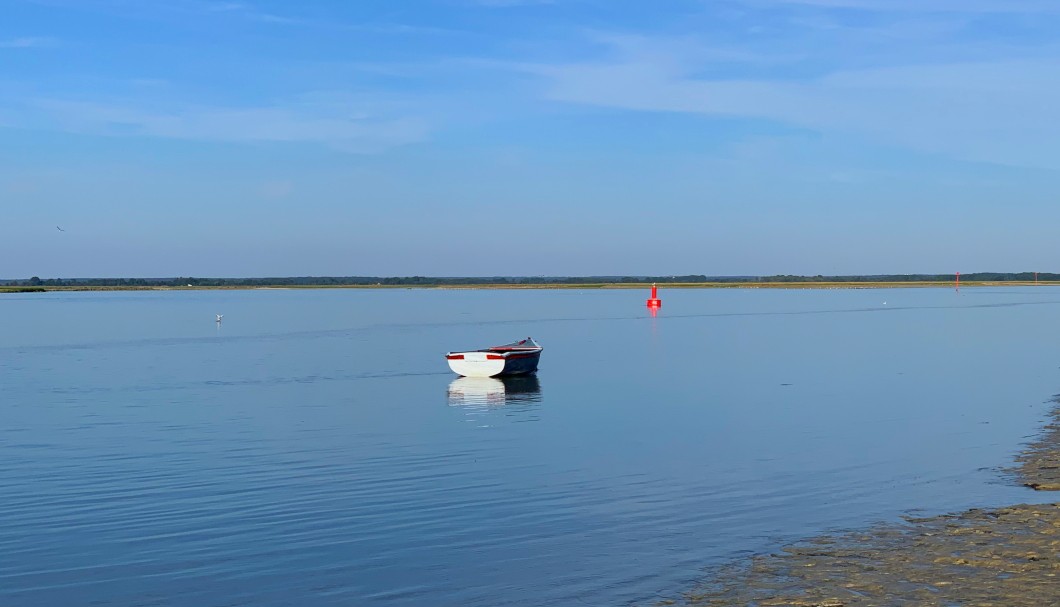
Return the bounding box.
[216,314,224,323]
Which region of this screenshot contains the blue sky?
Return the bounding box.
[4,0,1060,277]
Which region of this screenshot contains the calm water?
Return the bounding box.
[3,287,1059,606]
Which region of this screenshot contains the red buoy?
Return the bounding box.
[646,283,662,308]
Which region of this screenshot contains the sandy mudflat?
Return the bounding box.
[1016,400,1060,492]
[675,403,1060,607]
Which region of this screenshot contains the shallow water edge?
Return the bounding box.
[675,402,1060,606]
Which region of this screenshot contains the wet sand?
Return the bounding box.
[676,400,1060,607]
[1016,401,1060,492]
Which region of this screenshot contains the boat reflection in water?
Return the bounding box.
[447,375,542,409]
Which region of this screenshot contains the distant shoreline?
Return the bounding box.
[2,281,1057,293]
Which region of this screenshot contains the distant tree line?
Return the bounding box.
[2,273,1058,288]
[757,273,1059,283]
[2,275,717,287]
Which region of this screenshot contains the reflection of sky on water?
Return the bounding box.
[9,287,1060,607]
[447,375,542,423]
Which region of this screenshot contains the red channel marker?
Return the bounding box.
[646,283,662,309]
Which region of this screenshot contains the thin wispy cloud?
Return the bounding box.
[13,0,451,34]
[514,33,1060,169]
[3,0,305,26]
[199,1,306,25]
[204,1,246,11]
[0,37,58,48]
[258,179,294,199]
[472,0,556,6]
[12,94,429,152]
[201,2,457,33]
[747,0,1060,13]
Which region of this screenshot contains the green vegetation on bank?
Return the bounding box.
[1,272,1056,291]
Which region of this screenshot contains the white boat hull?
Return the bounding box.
[447,352,507,378]
[446,338,542,378]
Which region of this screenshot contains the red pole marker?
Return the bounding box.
[956,272,960,292]
[646,283,662,309]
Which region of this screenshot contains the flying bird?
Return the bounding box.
[56,226,65,232]
[216,314,224,323]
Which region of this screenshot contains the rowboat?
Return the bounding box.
[445,337,542,378]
